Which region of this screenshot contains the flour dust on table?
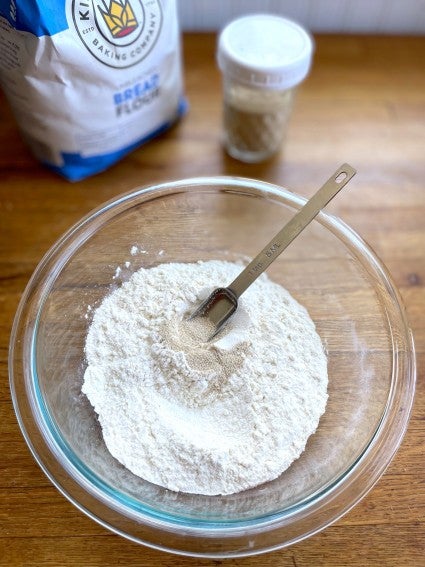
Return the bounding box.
[82,260,328,496]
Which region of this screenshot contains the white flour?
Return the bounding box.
[82,260,328,496]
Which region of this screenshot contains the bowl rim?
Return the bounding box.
[9,175,416,557]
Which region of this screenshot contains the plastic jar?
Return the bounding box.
[217,14,314,163]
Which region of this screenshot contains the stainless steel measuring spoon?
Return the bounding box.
[190,163,356,338]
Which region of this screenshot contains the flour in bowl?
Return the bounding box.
[82,260,328,496]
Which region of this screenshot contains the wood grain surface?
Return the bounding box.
[1,33,424,566]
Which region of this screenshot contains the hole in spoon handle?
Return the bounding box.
[334,163,356,186]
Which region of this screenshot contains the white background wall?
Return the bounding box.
[177,0,425,34]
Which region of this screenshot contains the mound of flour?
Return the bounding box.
[82,260,328,496]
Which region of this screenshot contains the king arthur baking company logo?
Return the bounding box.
[70,0,163,68]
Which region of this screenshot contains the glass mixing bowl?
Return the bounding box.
[9,177,416,558]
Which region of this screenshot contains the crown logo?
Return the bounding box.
[98,0,139,38]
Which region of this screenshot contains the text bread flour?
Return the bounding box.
[0,0,186,180]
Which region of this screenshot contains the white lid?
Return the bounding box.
[217,14,314,90]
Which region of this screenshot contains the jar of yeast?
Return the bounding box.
[217,14,314,163]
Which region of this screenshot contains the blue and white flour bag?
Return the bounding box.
[0,1,186,180]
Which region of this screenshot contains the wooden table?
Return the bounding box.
[1,33,424,566]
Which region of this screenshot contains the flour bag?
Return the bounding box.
[0,0,186,180]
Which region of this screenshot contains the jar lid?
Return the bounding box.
[217,14,314,90]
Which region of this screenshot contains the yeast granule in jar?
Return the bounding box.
[217,15,314,163]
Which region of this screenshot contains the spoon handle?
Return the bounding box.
[229,163,357,298]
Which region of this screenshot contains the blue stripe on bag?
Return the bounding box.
[0,0,68,36]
